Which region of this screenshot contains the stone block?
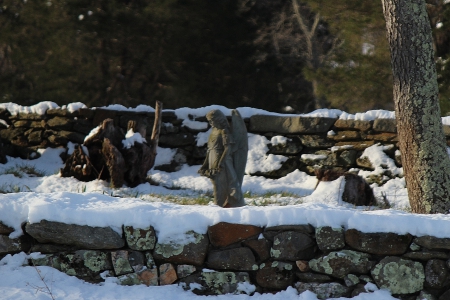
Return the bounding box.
[160,263,178,285]
[0,221,14,235]
[25,220,125,249]
[309,250,372,278]
[111,250,134,276]
[371,257,424,294]
[153,231,209,266]
[296,272,332,284]
[138,268,158,286]
[315,226,345,252]
[249,115,336,134]
[0,235,31,254]
[242,239,271,262]
[47,116,74,130]
[208,222,263,248]
[181,271,252,295]
[333,119,373,131]
[177,265,197,279]
[345,229,413,255]
[425,259,450,289]
[124,225,156,251]
[298,135,335,148]
[295,282,351,299]
[414,236,450,251]
[270,231,316,261]
[207,247,257,271]
[255,261,295,290]
[373,118,397,133]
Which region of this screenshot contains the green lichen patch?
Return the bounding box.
[124,225,156,251]
[371,257,424,294]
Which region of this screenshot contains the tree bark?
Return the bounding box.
[381,0,450,213]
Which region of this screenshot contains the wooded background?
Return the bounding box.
[1,0,450,114]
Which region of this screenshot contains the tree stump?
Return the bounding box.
[61,101,163,188]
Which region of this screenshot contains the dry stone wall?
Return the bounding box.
[0,106,428,184]
[3,107,450,298]
[1,220,450,299]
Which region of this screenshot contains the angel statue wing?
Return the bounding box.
[230,109,248,186]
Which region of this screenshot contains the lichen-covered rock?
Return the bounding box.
[343,274,360,287]
[414,236,450,251]
[181,271,251,295]
[315,227,345,252]
[111,250,134,276]
[295,282,351,300]
[417,291,437,300]
[0,235,31,254]
[424,259,450,289]
[309,250,372,278]
[177,265,196,279]
[255,261,295,290]
[153,231,209,266]
[25,220,125,249]
[32,250,112,283]
[207,247,257,271]
[208,222,262,248]
[160,263,178,285]
[345,229,412,255]
[371,256,424,294]
[249,115,336,134]
[270,231,316,261]
[124,225,156,251]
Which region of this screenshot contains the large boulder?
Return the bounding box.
[371,257,424,295]
[25,220,125,249]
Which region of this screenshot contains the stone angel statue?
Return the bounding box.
[198,109,248,207]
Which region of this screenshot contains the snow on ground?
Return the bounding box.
[0,102,447,299]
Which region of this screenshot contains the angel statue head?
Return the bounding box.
[206,110,229,130]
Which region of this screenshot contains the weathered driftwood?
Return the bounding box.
[61,101,163,188]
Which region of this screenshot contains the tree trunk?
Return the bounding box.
[381,0,450,213]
